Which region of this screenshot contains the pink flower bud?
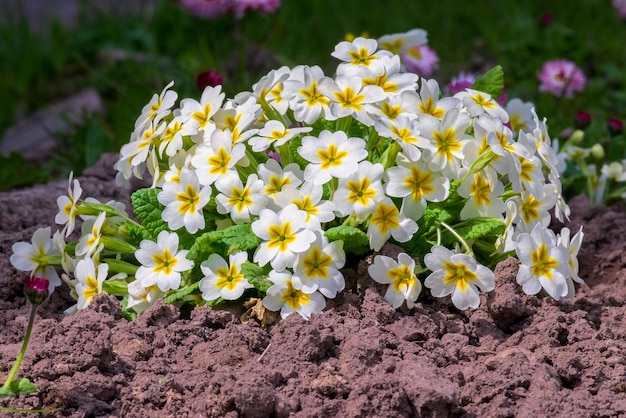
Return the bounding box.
[196,70,223,89]
[608,117,624,136]
[24,276,50,305]
[574,111,592,130]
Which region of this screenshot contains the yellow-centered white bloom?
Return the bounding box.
[191,129,246,186]
[199,251,253,301]
[367,197,418,251]
[134,231,194,292]
[262,270,326,320]
[424,246,495,310]
[515,224,571,300]
[55,171,83,237]
[257,159,303,201]
[298,129,367,185]
[384,153,449,219]
[74,256,108,310]
[215,173,267,225]
[368,252,422,309]
[251,204,317,271]
[75,211,107,258]
[333,161,385,218]
[10,226,62,291]
[292,232,346,298]
[281,65,332,124]
[158,167,212,234]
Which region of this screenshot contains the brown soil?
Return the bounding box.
[1,154,626,417]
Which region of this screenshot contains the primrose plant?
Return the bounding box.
[11,29,584,321]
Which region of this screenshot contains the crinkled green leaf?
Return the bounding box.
[7,378,38,396]
[130,188,167,240]
[471,65,505,98]
[241,261,272,292]
[324,225,370,255]
[164,281,200,304]
[456,218,505,242]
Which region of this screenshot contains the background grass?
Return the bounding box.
[1,0,625,189]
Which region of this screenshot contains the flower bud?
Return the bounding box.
[608,117,624,136]
[574,111,591,130]
[568,129,585,145]
[196,70,223,89]
[591,143,605,160]
[24,276,50,305]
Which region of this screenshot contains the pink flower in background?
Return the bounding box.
[196,70,223,89]
[613,0,626,19]
[537,60,586,98]
[401,44,439,77]
[180,0,280,19]
[447,71,477,95]
[180,0,230,19]
[234,0,280,17]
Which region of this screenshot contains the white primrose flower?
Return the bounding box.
[368,252,422,309]
[248,119,312,152]
[274,182,336,230]
[348,54,418,96]
[135,230,194,292]
[257,159,303,200]
[75,211,107,258]
[126,281,165,314]
[384,153,449,219]
[212,96,260,144]
[281,65,332,124]
[179,85,225,133]
[367,197,418,251]
[318,74,386,125]
[55,171,82,237]
[400,78,461,119]
[377,28,428,55]
[158,114,199,158]
[557,226,585,298]
[424,246,495,310]
[331,37,392,67]
[333,161,385,218]
[158,167,212,234]
[199,251,253,301]
[375,114,434,161]
[262,270,326,320]
[10,226,62,291]
[191,129,246,186]
[245,66,292,114]
[457,168,506,220]
[454,88,509,122]
[215,173,267,225]
[74,256,108,310]
[512,185,557,232]
[135,80,178,130]
[298,129,367,185]
[515,223,572,300]
[292,232,346,299]
[252,205,317,271]
[417,107,471,178]
[506,98,535,134]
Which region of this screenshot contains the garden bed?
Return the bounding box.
[1,154,626,417]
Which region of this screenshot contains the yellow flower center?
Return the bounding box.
[267,222,297,252]
[153,249,178,275]
[302,247,333,279]
[318,143,348,170]
[370,202,400,233]
[531,244,558,279]
[443,261,477,291]
[215,264,245,291]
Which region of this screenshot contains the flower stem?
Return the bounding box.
[1,303,39,392]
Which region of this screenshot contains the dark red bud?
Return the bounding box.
[574,111,592,130]
[608,117,624,136]
[196,70,223,89]
[24,276,50,305]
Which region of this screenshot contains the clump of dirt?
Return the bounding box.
[1,154,626,417]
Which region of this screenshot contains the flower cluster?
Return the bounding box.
[180,0,280,19]
[10,29,584,319]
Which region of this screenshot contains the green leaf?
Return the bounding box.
[456,218,505,242]
[241,261,272,292]
[0,386,15,397]
[102,279,129,295]
[131,188,167,240]
[471,65,504,98]
[324,225,370,255]
[164,281,200,304]
[10,378,38,395]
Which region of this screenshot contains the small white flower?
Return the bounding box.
[74,257,108,310]
[515,224,571,300]
[135,231,194,292]
[292,232,346,298]
[424,246,495,310]
[158,168,212,233]
[367,198,418,251]
[262,271,326,320]
[10,226,62,291]
[368,253,422,309]
[199,251,253,301]
[215,173,267,225]
[55,171,82,237]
